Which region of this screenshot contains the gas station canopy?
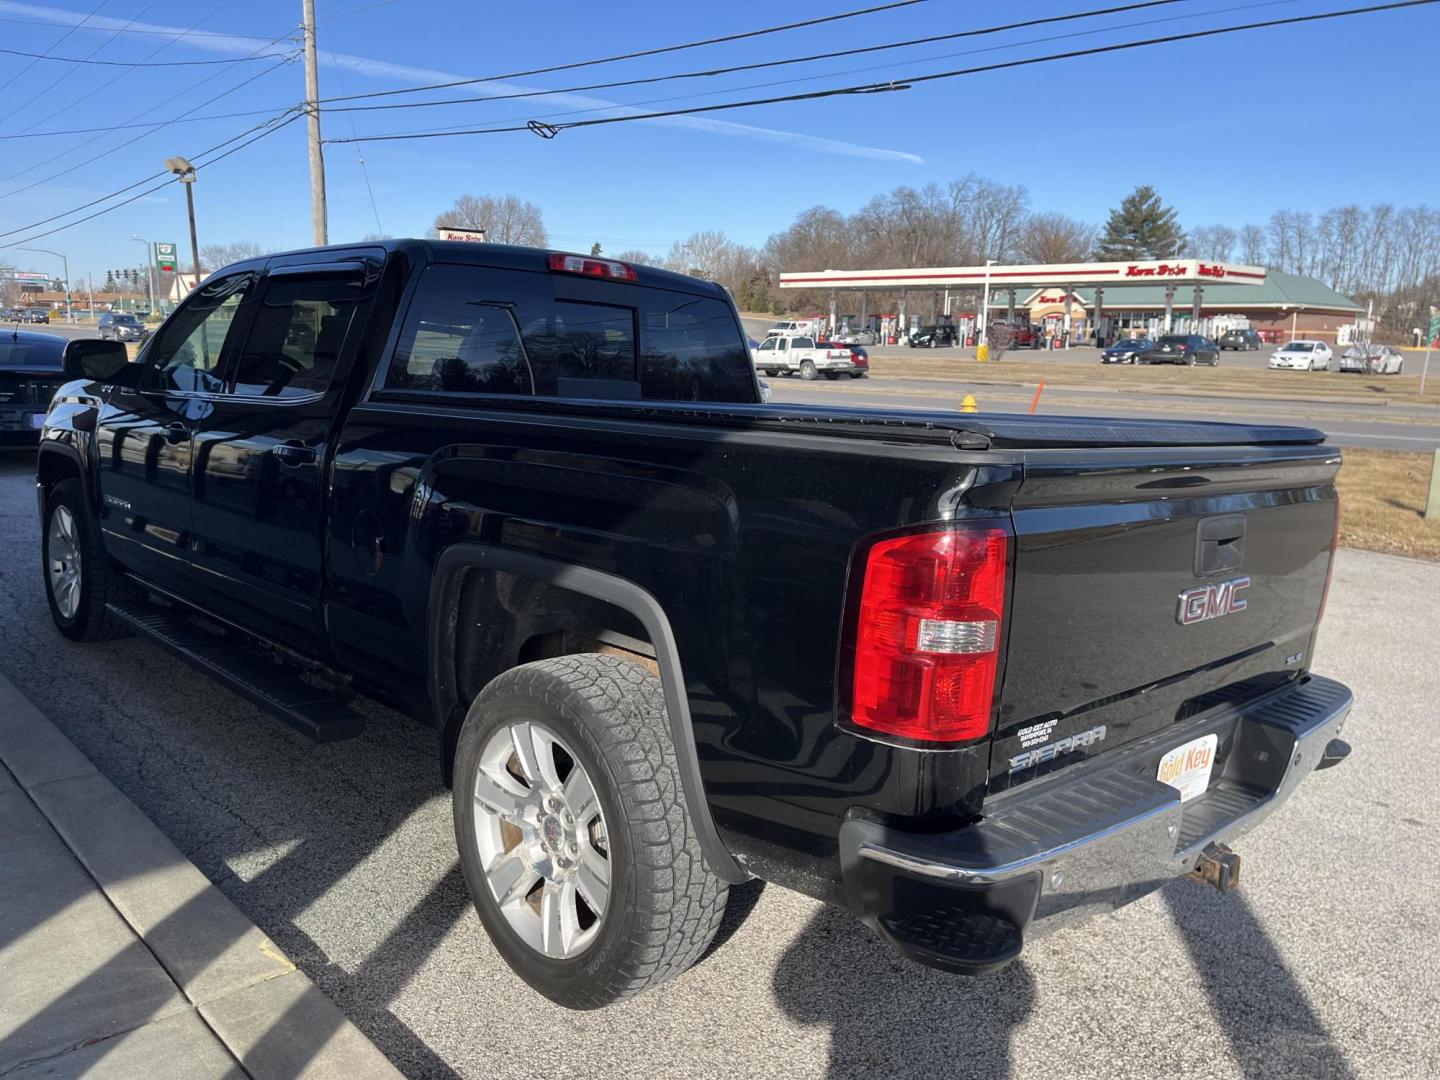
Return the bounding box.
[779,258,1266,292]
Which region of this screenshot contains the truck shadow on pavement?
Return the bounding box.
[771,905,1036,1079]
[1163,884,1360,1080]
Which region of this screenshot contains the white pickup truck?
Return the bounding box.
[753,334,863,380]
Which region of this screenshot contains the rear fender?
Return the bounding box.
[427,542,748,883]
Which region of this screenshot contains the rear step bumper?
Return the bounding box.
[838,674,1353,976]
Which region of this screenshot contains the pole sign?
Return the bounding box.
[1428,309,1440,348]
[154,242,177,274]
[5,270,50,283]
[436,226,487,243]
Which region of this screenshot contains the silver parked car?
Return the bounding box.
[1339,343,1404,374]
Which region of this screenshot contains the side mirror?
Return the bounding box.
[62,338,131,382]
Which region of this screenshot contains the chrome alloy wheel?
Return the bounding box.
[47,505,82,620]
[472,720,611,959]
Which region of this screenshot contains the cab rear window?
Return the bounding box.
[384,265,755,404]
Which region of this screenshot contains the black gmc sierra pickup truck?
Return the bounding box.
[36,240,1352,1009]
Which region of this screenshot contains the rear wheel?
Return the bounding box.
[799,360,818,381]
[453,656,728,1009]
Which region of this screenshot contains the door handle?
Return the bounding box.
[163,422,188,445]
[270,441,317,466]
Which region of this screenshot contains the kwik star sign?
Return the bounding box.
[779,259,1267,292]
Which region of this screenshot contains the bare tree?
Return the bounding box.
[1239,223,1266,265]
[199,241,263,271]
[611,249,657,266]
[432,194,547,246]
[664,230,732,278]
[1017,213,1096,264]
[1186,224,1237,261]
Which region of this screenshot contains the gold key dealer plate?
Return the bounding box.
[1157,733,1218,803]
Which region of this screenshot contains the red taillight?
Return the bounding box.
[546,252,639,282]
[847,524,1009,744]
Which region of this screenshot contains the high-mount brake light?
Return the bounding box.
[546,252,639,282]
[846,524,1009,744]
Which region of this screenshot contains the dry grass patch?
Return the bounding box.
[1335,448,1440,560]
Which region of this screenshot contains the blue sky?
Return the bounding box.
[0,0,1436,282]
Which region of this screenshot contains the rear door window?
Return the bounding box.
[383,265,755,404]
[227,271,364,398]
[638,291,755,402]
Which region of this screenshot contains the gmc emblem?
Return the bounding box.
[1177,576,1250,625]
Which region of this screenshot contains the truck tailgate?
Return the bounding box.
[991,443,1341,791]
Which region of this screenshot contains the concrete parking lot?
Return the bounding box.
[0,450,1436,1080]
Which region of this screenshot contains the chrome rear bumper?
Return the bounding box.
[839,674,1353,974]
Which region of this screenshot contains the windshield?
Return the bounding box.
[114,315,140,326]
[1283,342,1315,351]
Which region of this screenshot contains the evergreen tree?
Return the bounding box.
[1096,185,1186,260]
[589,241,602,256]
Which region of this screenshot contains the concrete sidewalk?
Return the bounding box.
[0,673,404,1079]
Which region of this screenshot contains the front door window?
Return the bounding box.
[142,273,255,393]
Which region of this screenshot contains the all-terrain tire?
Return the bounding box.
[42,479,133,642]
[452,655,729,1009]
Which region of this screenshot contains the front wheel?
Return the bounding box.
[453,656,728,1009]
[799,360,818,380]
[42,480,132,642]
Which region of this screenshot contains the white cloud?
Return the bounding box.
[0,2,922,164]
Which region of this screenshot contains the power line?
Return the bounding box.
[0,0,110,95]
[0,106,294,141]
[0,44,291,66]
[0,0,165,126]
[317,0,930,105]
[0,50,299,194]
[0,16,274,40]
[325,0,1299,140]
[0,113,300,249]
[316,0,384,236]
[319,0,1191,117]
[325,0,1438,144]
[0,113,304,252]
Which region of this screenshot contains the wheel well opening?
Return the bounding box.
[439,565,660,786]
[36,452,81,496]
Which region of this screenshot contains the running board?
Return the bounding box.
[106,598,365,743]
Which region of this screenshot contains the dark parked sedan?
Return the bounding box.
[1101,337,1153,363]
[909,325,957,348]
[1,330,73,444]
[1219,328,1262,350]
[1143,334,1219,365]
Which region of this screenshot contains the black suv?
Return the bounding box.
[97,312,149,342]
[1219,328,1262,350]
[33,240,1350,1008]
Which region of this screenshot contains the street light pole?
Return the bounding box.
[13,246,71,323]
[130,236,156,314]
[164,157,202,293]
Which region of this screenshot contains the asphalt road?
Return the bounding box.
[0,454,1436,1079]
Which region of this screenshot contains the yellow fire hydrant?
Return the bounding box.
[960,394,978,413]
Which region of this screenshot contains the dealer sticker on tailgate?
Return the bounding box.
[1158,733,1218,803]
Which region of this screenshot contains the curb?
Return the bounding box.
[0,672,404,1080]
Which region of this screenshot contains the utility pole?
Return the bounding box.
[302,0,328,246]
